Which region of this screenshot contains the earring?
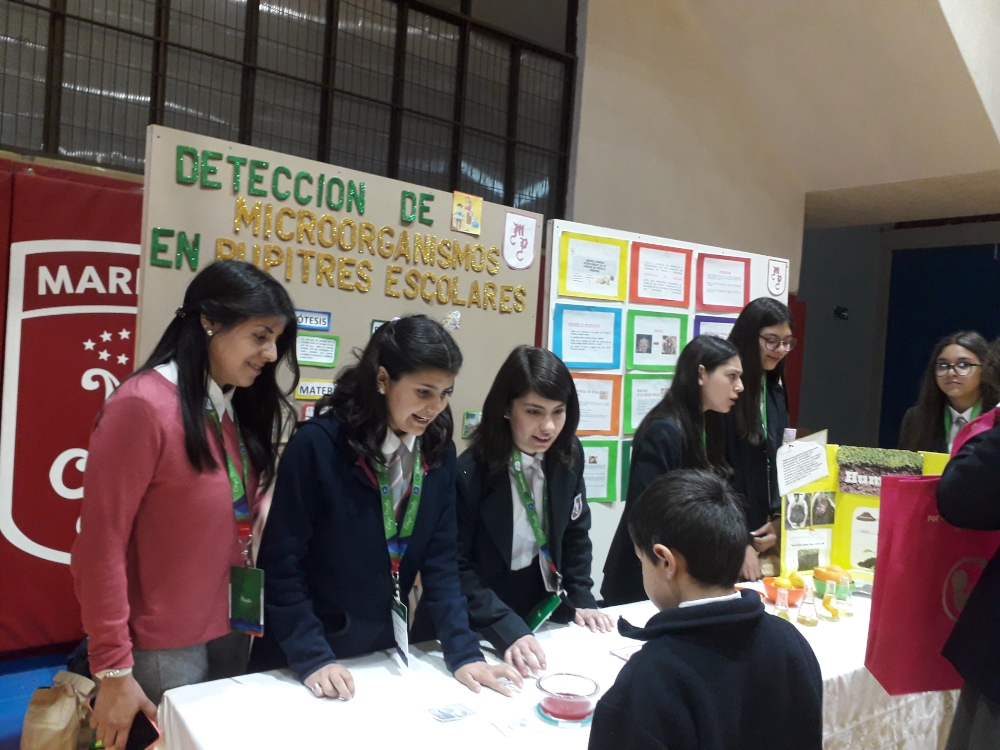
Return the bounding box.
[377,387,385,395]
[205,328,214,337]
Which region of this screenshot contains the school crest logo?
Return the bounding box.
[766,258,788,297]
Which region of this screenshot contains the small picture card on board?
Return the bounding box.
[451,191,483,235]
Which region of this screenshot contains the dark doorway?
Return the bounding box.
[879,244,1000,448]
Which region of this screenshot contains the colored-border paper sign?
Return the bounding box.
[296,379,334,401]
[628,242,691,307]
[626,310,688,372]
[572,373,622,435]
[296,332,339,368]
[624,373,672,434]
[693,314,737,339]
[503,212,537,270]
[558,232,628,301]
[696,254,750,312]
[552,303,622,370]
[295,309,331,331]
[462,411,482,440]
[580,439,618,502]
[621,439,632,502]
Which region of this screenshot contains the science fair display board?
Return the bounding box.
[543,219,790,506]
[135,126,543,444]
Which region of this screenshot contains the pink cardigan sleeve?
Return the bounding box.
[71,392,163,673]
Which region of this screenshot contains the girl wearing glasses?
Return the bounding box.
[726,298,796,581]
[899,331,998,454]
[602,336,744,605]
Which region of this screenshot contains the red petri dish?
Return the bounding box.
[537,673,599,722]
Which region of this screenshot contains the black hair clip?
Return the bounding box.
[175,306,186,318]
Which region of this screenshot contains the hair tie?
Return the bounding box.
[175,306,186,318]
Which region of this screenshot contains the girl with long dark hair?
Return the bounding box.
[250,315,520,699]
[601,336,744,605]
[425,346,613,677]
[725,297,795,581]
[72,261,299,750]
[899,331,998,454]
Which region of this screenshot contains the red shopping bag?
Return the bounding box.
[866,473,1000,694]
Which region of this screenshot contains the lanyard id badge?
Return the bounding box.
[206,401,264,637]
[511,450,567,632]
[372,440,424,667]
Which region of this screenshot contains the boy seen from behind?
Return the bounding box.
[589,470,822,750]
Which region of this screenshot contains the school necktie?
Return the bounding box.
[955,416,968,431]
[388,447,407,512]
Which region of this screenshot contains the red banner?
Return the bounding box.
[0,172,142,654]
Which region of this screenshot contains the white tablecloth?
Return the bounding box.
[159,594,957,749]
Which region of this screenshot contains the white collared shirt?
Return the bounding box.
[381,429,417,512]
[154,361,234,420]
[946,403,978,454]
[678,591,742,608]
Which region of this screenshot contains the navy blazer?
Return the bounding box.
[898,406,948,453]
[937,421,1000,703]
[448,440,597,652]
[602,417,685,606]
[724,379,788,532]
[249,416,483,680]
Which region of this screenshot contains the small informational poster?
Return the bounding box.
[624,374,672,434]
[572,373,622,435]
[629,242,691,307]
[695,254,750,312]
[503,211,537,270]
[776,437,830,496]
[296,379,335,401]
[295,308,331,331]
[371,319,388,335]
[451,191,483,235]
[558,233,628,301]
[626,310,688,372]
[693,314,737,339]
[301,403,316,420]
[552,303,621,369]
[580,440,618,502]
[296,332,339,368]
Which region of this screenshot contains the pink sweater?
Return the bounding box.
[71,370,258,673]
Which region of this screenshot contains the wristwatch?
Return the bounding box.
[94,667,132,680]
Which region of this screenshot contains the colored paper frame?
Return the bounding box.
[621,440,632,502]
[625,310,689,372]
[572,372,623,436]
[580,439,619,503]
[695,253,750,312]
[693,314,737,338]
[552,303,622,370]
[623,373,673,434]
[296,332,340,368]
[557,232,629,302]
[628,242,692,307]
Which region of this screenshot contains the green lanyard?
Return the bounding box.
[371,440,423,594]
[510,450,562,591]
[944,402,981,438]
[760,382,769,437]
[205,401,252,565]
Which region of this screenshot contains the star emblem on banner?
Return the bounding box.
[80,324,135,373]
[98,350,110,361]
[117,354,129,365]
[119,329,130,340]
[83,339,95,351]
[100,331,112,342]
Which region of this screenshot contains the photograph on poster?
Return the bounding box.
[552,303,622,369]
[572,373,622,435]
[558,232,628,301]
[580,439,618,502]
[624,374,672,434]
[628,242,691,307]
[696,254,750,312]
[693,314,737,339]
[625,310,688,372]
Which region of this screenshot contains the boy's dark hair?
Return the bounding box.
[628,469,747,588]
[470,345,580,472]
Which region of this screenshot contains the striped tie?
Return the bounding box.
[955,415,968,432]
[388,449,406,512]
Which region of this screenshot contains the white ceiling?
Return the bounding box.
[684,0,1000,227]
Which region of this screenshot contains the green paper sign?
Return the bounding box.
[580,438,619,503]
[296,332,339,368]
[625,309,689,372]
[623,373,672,434]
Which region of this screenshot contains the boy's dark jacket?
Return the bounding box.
[589,590,823,750]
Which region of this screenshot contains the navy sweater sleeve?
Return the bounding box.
[256,425,338,681]
[560,440,598,610]
[938,423,1000,530]
[415,443,485,672]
